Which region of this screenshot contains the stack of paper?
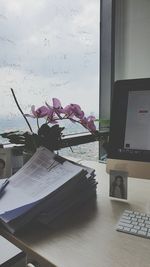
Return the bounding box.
[0,147,97,233]
[38,160,97,225]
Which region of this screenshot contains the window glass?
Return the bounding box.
[0,0,100,158]
[0,0,99,131]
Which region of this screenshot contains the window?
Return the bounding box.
[0,1,99,130]
[0,0,100,160]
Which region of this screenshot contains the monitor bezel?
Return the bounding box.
[108,78,150,162]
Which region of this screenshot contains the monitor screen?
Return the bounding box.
[124,90,150,151]
[107,78,150,179]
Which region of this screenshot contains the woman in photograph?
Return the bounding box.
[111,175,125,199]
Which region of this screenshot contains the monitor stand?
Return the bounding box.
[106,159,150,179]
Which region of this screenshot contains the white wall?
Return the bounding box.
[115,0,150,80]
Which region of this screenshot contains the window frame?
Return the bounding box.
[1,1,115,160]
[99,0,115,120]
[60,0,115,159]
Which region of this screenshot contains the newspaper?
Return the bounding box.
[0,147,84,215]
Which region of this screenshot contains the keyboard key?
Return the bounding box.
[130,214,135,218]
[130,228,137,234]
[120,219,131,224]
[133,225,140,230]
[138,219,144,223]
[136,215,142,219]
[125,210,133,214]
[137,230,147,236]
[132,218,138,222]
[122,216,130,220]
[140,213,146,216]
[119,222,133,228]
[142,217,148,220]
[139,223,145,227]
[124,227,131,232]
[132,221,138,226]
[141,227,148,232]
[117,225,124,230]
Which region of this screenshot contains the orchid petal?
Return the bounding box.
[36,106,49,118]
[63,105,74,117]
[52,98,62,109]
[87,120,96,131]
[45,103,53,114]
[31,105,37,117]
[87,115,96,121]
[70,104,84,119]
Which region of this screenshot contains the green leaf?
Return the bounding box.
[95,119,110,127]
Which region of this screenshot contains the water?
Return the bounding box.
[59,141,99,161]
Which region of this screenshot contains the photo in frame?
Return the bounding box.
[109,170,128,200]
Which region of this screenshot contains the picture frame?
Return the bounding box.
[109,170,128,199]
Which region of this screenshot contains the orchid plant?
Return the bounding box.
[27,98,96,133]
[1,89,97,153]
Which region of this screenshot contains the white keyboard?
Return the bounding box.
[116,210,150,238]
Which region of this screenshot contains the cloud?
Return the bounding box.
[0,0,99,118]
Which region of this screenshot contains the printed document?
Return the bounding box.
[0,147,83,214]
[124,90,150,150]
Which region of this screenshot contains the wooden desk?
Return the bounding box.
[1,160,150,267]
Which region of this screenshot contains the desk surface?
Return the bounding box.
[1,160,150,267]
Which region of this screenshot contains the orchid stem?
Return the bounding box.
[37,118,40,130]
[10,88,33,133]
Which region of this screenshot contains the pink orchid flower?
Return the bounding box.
[52,98,62,109]
[53,98,67,115]
[25,98,97,134]
[45,101,60,124]
[47,98,65,114]
[47,114,59,124]
[81,115,96,132]
[63,105,74,118]
[64,104,84,119]
[26,105,49,118]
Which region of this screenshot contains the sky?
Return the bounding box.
[0,0,100,125]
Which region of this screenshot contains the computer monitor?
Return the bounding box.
[106,78,150,179]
